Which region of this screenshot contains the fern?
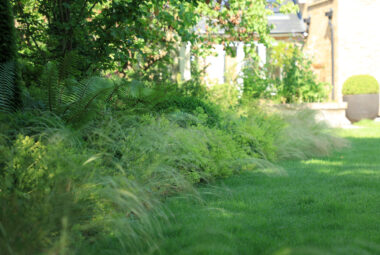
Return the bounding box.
[62,76,115,122]
[40,62,59,112]
[0,62,16,113]
[39,58,116,124]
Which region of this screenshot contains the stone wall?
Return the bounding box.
[335,0,380,108]
[301,0,338,100]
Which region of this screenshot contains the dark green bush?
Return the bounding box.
[154,96,222,127]
[342,75,379,95]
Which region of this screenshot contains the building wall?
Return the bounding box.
[301,0,338,100]
[302,0,380,108]
[335,0,380,105]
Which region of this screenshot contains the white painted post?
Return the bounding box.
[257,43,267,67]
[205,44,225,85]
[179,42,191,81]
[236,42,245,94]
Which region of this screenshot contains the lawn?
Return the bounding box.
[156,121,380,255]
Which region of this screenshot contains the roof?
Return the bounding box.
[194,0,306,37]
[267,0,306,35]
[268,13,306,35]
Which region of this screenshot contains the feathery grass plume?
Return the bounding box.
[275,107,348,160]
[0,118,168,255]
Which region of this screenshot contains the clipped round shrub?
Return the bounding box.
[342,75,379,95]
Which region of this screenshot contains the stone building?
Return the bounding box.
[299,0,380,104]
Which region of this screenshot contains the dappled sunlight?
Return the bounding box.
[202,207,237,219]
[336,169,380,176]
[303,159,344,167]
[254,167,289,177]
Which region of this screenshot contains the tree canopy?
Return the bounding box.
[12,0,296,80]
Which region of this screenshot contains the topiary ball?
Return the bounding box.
[342,75,379,95]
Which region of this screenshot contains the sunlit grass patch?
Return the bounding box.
[156,121,380,255]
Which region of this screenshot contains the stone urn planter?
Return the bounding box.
[342,75,380,123]
[343,94,379,122]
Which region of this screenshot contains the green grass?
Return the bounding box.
[156,121,380,255]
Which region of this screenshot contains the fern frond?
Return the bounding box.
[0,61,16,113]
[58,52,81,81]
[63,76,115,122]
[40,62,59,112]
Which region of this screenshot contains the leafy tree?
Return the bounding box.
[13,0,294,74]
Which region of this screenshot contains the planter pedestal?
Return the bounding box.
[276,102,351,127]
[306,102,351,127]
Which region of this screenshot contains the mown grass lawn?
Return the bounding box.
[156,121,380,255]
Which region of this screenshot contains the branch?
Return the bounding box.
[143,51,168,71]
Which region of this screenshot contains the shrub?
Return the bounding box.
[279,47,328,103]
[219,106,284,162]
[242,60,274,100]
[207,83,240,110]
[243,43,328,103]
[342,75,379,95]
[153,96,221,127]
[87,114,251,188]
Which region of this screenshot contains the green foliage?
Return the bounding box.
[0,96,346,254]
[154,95,222,127]
[13,0,296,82]
[279,47,328,103]
[243,60,273,99]
[275,108,347,160]
[342,75,379,95]
[29,57,118,124]
[223,107,284,161]
[243,43,328,103]
[207,83,240,110]
[88,115,250,187]
[0,62,17,112]
[0,114,165,255]
[0,0,349,252]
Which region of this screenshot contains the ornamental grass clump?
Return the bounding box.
[275,108,348,160]
[0,113,166,255]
